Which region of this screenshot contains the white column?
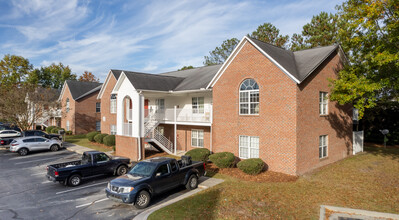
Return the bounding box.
[174,105,177,155]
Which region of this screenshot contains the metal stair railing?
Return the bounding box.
[147,128,174,154]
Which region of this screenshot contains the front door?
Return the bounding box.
[144,99,149,117]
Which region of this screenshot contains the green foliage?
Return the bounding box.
[0,54,33,87]
[185,148,210,162]
[209,152,236,168]
[30,63,76,89]
[103,135,116,146]
[178,66,194,71]
[330,0,399,118]
[204,38,239,65]
[87,131,100,142]
[248,23,289,48]
[290,33,307,51]
[46,126,55,133]
[50,127,60,134]
[237,158,265,175]
[66,131,73,135]
[302,12,339,47]
[94,133,107,144]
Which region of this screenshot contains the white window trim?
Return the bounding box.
[319,92,328,115]
[191,129,204,147]
[110,125,116,135]
[66,98,70,113]
[319,135,328,159]
[96,102,101,113]
[239,89,260,115]
[96,121,101,131]
[110,95,117,114]
[66,121,70,131]
[192,97,205,114]
[239,135,260,159]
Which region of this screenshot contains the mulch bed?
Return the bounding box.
[206,163,298,183]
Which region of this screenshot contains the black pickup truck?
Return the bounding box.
[46,151,130,186]
[105,156,206,209]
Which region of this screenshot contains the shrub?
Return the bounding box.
[66,131,72,135]
[46,126,55,133]
[209,152,236,168]
[51,127,60,134]
[87,131,100,142]
[237,158,265,175]
[103,135,116,146]
[185,148,210,162]
[94,133,108,144]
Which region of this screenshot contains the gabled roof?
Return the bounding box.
[208,36,343,88]
[97,69,124,99]
[123,71,184,91]
[63,80,103,100]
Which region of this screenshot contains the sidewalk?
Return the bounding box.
[63,142,113,155]
[133,176,224,220]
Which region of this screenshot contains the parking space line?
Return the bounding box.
[75,198,109,208]
[15,157,63,165]
[9,151,69,160]
[41,181,51,184]
[56,182,108,195]
[31,172,46,176]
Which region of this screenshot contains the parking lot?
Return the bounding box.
[0,148,194,220]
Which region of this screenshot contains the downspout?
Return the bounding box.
[137,91,143,161]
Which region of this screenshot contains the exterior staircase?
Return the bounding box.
[144,111,175,155]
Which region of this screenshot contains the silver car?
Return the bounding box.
[9,136,63,156]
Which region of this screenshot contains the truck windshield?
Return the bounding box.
[128,162,157,177]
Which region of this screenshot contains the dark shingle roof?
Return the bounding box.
[122,65,221,92]
[248,37,339,83]
[124,71,184,91]
[66,80,103,100]
[110,69,123,80]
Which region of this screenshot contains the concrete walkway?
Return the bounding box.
[133,176,224,220]
[63,142,113,155]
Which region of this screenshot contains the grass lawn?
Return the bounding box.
[64,134,113,152]
[148,143,399,219]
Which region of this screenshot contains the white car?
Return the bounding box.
[9,136,63,156]
[0,130,21,138]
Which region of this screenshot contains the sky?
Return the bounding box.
[0,0,344,81]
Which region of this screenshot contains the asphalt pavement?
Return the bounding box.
[0,146,224,220]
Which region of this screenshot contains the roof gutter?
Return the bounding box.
[137,88,212,94]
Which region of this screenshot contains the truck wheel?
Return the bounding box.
[50,145,59,152]
[134,190,150,209]
[185,174,198,190]
[68,174,81,186]
[116,165,128,176]
[18,148,28,156]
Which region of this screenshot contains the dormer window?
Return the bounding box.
[239,79,259,115]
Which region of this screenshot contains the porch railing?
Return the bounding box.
[146,128,174,154]
[144,107,212,124]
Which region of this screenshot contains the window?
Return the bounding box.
[96,102,101,113]
[110,125,117,135]
[35,138,46,142]
[239,79,259,115]
[170,161,178,172]
[23,138,35,143]
[155,99,165,113]
[110,94,117,114]
[319,135,328,159]
[191,129,204,147]
[66,121,70,131]
[96,121,101,131]
[319,92,328,115]
[192,97,204,114]
[239,135,259,159]
[95,153,110,163]
[155,164,170,177]
[66,98,70,113]
[34,131,45,136]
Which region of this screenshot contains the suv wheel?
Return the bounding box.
[50,145,59,152]
[134,190,150,209]
[18,148,28,156]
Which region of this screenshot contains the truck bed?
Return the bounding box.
[49,160,83,169]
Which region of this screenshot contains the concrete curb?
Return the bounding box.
[133,177,224,220]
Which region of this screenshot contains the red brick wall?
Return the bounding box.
[212,42,298,175]
[100,75,117,134]
[74,92,101,134]
[116,135,144,161]
[155,124,211,152]
[296,51,353,174]
[60,85,76,134]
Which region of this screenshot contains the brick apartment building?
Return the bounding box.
[96,36,352,175]
[59,80,103,134]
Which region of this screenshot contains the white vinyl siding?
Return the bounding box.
[192,97,204,114]
[319,135,328,159]
[110,94,117,114]
[239,135,259,159]
[191,129,204,147]
[319,92,328,115]
[110,125,116,135]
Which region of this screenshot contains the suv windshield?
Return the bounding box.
[128,162,157,177]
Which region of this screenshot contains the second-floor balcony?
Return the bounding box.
[145,107,212,124]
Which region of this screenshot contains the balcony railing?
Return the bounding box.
[145,107,212,124]
[123,123,132,136]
